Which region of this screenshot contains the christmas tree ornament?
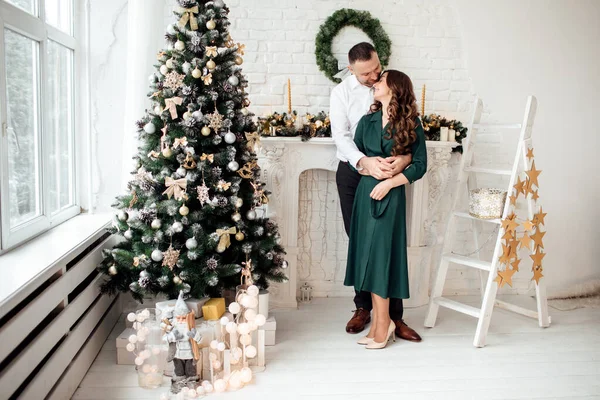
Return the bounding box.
[231,212,241,222]
[179,205,189,216]
[197,182,210,205]
[207,109,224,131]
[166,24,176,35]
[164,96,183,119]
[216,180,231,191]
[182,111,192,120]
[182,61,191,74]
[175,167,187,177]
[526,160,542,188]
[235,198,243,208]
[143,123,156,134]
[162,147,173,158]
[234,56,243,65]
[162,177,188,200]
[162,246,181,270]
[201,126,211,136]
[153,105,162,115]
[206,59,216,71]
[108,265,118,275]
[151,249,164,262]
[159,65,169,76]
[241,107,249,116]
[200,153,214,163]
[175,40,185,51]
[172,222,184,233]
[166,58,175,69]
[227,161,239,171]
[185,237,198,249]
[236,43,246,55]
[173,276,182,285]
[206,19,216,30]
[245,132,260,149]
[227,75,239,86]
[282,260,288,269]
[205,46,218,57]
[118,210,129,221]
[246,210,256,220]
[192,110,203,120]
[192,67,202,78]
[213,0,225,7]
[201,72,213,85]
[224,131,236,144]
[124,229,133,240]
[235,231,244,241]
[182,153,196,169]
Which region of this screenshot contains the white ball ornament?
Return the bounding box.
[217,342,226,352]
[175,40,185,51]
[226,321,237,334]
[224,131,236,144]
[186,237,198,249]
[213,0,225,7]
[241,107,249,116]
[151,219,162,229]
[244,309,257,321]
[127,312,137,322]
[159,65,169,76]
[183,111,192,120]
[192,67,202,79]
[240,334,252,346]
[220,316,230,326]
[151,249,163,261]
[176,167,187,177]
[206,19,216,30]
[126,343,135,352]
[247,285,259,297]
[162,147,173,158]
[246,210,257,220]
[214,379,227,393]
[108,265,118,275]
[228,75,239,86]
[237,323,250,335]
[228,161,239,171]
[143,123,156,134]
[235,198,243,208]
[173,276,182,285]
[182,62,191,74]
[210,340,219,350]
[255,314,266,326]
[203,382,213,393]
[124,229,133,240]
[129,334,138,344]
[135,357,143,366]
[228,302,241,314]
[245,345,257,358]
[165,58,175,69]
[240,367,253,383]
[179,205,189,216]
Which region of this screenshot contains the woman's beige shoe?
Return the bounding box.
[357,336,374,345]
[366,321,396,349]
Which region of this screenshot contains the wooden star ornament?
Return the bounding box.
[526,160,542,188]
[532,267,544,284]
[534,207,547,226]
[526,147,535,161]
[495,268,517,288]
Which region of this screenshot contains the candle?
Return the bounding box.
[287,78,292,114]
[421,84,426,117]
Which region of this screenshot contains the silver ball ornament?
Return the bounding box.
[235,198,243,208]
[143,123,156,134]
[139,270,150,280]
[246,210,257,220]
[182,62,191,74]
[172,222,184,233]
[186,238,198,249]
[224,132,236,144]
[228,161,239,171]
[124,229,133,240]
[151,219,162,229]
[213,0,225,7]
[227,75,239,86]
[151,249,164,262]
[192,110,203,120]
[176,167,187,177]
[117,210,129,221]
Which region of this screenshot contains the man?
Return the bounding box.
[330,42,422,342]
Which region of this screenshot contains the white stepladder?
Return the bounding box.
[424,96,551,347]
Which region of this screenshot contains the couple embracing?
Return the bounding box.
[331,42,427,349]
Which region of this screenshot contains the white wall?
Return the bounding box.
[90,0,599,296]
[454,0,600,295]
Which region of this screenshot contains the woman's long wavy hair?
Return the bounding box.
[369,70,419,156]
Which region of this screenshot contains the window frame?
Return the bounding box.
[0,0,81,253]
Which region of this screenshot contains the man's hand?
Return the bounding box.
[385,154,412,176]
[370,180,393,201]
[358,156,393,180]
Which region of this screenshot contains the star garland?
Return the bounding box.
[495,147,547,288]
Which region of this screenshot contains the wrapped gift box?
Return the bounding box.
[155,297,210,320]
[201,298,226,320]
[262,316,277,346]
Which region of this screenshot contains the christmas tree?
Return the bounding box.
[98,0,287,302]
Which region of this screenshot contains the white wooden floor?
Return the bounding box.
[72,296,600,400]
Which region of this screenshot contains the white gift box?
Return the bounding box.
[261,316,277,346]
[155,297,210,320]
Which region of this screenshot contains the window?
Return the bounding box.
[0,0,79,252]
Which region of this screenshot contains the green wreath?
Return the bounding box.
[315,9,392,84]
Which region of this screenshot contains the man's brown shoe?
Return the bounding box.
[393,320,422,342]
[346,308,371,333]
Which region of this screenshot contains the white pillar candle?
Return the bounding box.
[440,127,449,141]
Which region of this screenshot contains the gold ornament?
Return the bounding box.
[206,46,218,57]
[519,234,533,250]
[216,227,236,251]
[235,56,243,65]
[183,153,197,169]
[531,229,546,250]
[225,34,235,48]
[513,177,526,196]
[201,126,211,136]
[534,207,547,226]
[178,6,199,30]
[511,258,521,272]
[162,245,180,270]
[192,68,202,79]
[206,19,216,30]
[235,231,245,241]
[494,267,516,288]
[163,177,187,200]
[206,59,216,71]
[521,220,535,232]
[162,147,173,158]
[532,267,544,284]
[530,249,545,269]
[207,110,224,131]
[526,147,535,161]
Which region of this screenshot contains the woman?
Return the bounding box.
[344,70,427,349]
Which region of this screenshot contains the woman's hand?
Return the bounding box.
[370,180,393,200]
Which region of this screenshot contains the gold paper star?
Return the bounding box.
[509,239,519,257]
[524,178,534,196]
[526,147,535,161]
[530,249,546,268]
[511,258,521,272]
[499,244,512,265]
[509,194,517,206]
[507,219,519,233]
[497,268,517,288]
[526,161,542,188]
[531,229,546,250]
[519,234,533,250]
[514,177,526,195]
[502,229,515,241]
[522,220,535,232]
[532,267,544,284]
[534,207,547,226]
[531,190,540,201]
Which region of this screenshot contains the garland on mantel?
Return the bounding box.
[257,111,331,142]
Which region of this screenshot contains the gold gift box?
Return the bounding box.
[201,298,226,320]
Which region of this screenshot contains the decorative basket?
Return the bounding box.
[469,188,507,220]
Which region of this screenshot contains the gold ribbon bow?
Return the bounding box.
[164,97,183,120]
[200,153,214,163]
[202,73,213,85]
[205,46,218,58]
[173,136,188,149]
[217,180,231,191]
[236,43,246,55]
[216,227,237,251]
[162,177,188,200]
[178,6,199,30]
[245,132,261,149]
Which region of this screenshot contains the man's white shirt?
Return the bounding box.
[330,74,374,169]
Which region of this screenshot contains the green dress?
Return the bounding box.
[344,110,428,299]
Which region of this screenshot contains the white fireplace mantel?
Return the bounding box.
[257,137,459,309]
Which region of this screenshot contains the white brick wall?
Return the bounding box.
[162,0,530,298]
